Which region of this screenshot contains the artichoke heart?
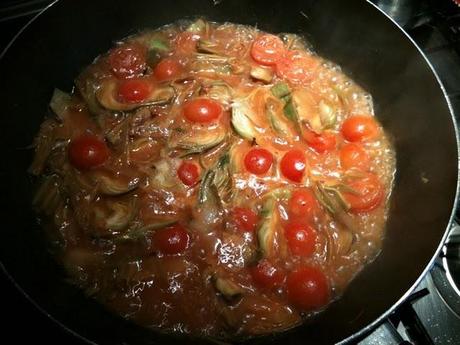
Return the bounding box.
[93,196,138,233]
[201,80,233,105]
[97,78,175,111]
[197,39,222,55]
[150,159,177,188]
[318,100,337,129]
[114,218,177,242]
[186,18,209,34]
[173,126,226,156]
[231,99,258,141]
[257,196,279,259]
[212,275,243,301]
[91,169,140,196]
[266,97,291,137]
[213,153,233,203]
[250,66,274,83]
[194,170,224,230]
[291,90,337,133]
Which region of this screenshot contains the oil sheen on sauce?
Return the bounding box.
[30,19,396,339]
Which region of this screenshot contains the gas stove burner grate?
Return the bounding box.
[431,224,460,318]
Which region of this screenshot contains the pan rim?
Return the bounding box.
[0,0,458,344]
[338,1,460,344]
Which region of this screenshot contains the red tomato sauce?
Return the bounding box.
[30,19,396,339]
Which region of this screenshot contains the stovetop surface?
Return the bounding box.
[1,1,459,344]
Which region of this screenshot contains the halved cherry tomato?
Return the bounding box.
[177,161,200,186]
[244,148,273,175]
[250,34,285,66]
[250,260,286,289]
[232,207,258,233]
[174,31,199,54]
[153,58,182,82]
[288,189,319,220]
[276,50,320,85]
[342,172,384,213]
[108,43,146,79]
[280,149,306,182]
[285,222,317,257]
[183,98,222,123]
[303,130,336,153]
[153,224,190,255]
[341,115,379,142]
[339,143,370,171]
[68,134,109,170]
[287,266,330,310]
[117,78,152,103]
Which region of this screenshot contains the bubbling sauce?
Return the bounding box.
[30,19,395,338]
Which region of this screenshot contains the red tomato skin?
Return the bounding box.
[285,222,317,257]
[183,98,222,123]
[280,150,306,182]
[341,115,379,142]
[153,224,190,255]
[108,44,146,79]
[288,189,319,220]
[276,50,319,84]
[153,58,182,82]
[117,79,152,103]
[68,134,109,170]
[343,173,384,213]
[232,207,258,233]
[251,34,285,66]
[244,148,274,175]
[339,143,370,171]
[287,266,330,310]
[250,260,286,289]
[177,162,200,186]
[303,130,337,153]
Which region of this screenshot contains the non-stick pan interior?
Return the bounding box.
[0,0,457,344]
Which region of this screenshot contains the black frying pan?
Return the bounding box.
[0,0,458,344]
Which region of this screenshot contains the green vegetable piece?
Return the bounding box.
[187,19,207,33]
[197,39,221,54]
[257,196,278,258]
[213,153,233,202]
[149,39,170,52]
[204,81,233,104]
[283,99,299,124]
[266,99,290,137]
[313,182,358,234]
[231,101,258,141]
[199,170,219,205]
[271,82,291,99]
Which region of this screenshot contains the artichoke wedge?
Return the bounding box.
[257,196,279,259]
[91,169,140,196]
[172,126,226,157]
[231,100,258,141]
[97,79,175,111]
